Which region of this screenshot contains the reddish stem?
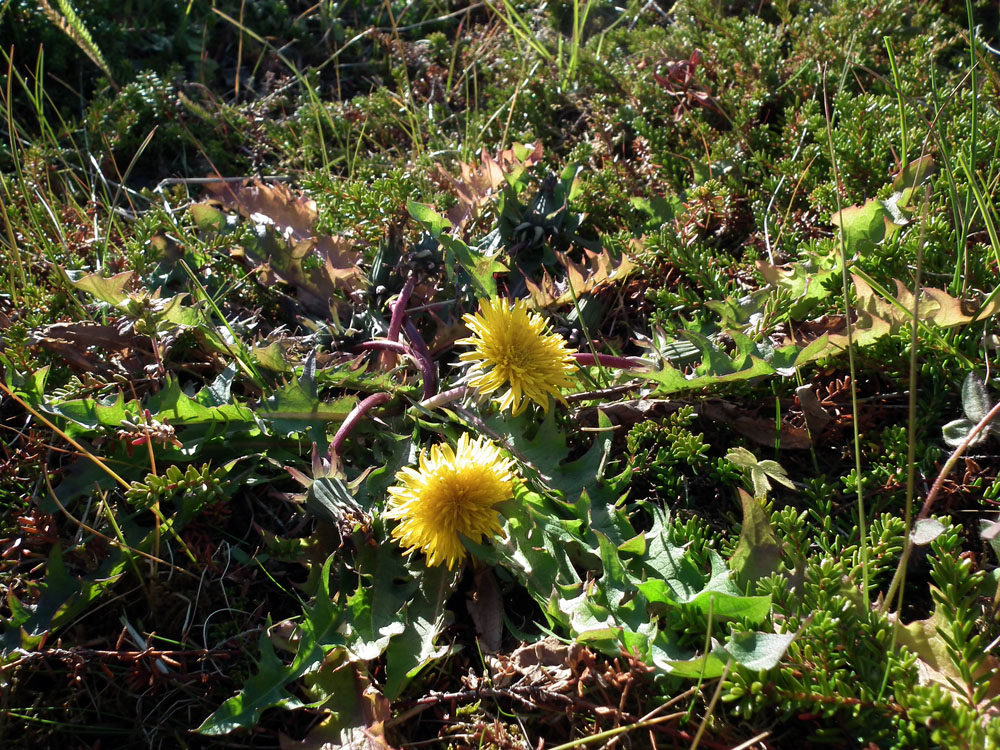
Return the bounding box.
[403,319,437,400]
[382,275,416,369]
[387,275,416,342]
[358,340,409,355]
[356,335,436,400]
[918,399,1000,521]
[332,392,392,454]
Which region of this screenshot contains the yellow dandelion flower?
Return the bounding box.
[458,298,577,416]
[385,433,515,569]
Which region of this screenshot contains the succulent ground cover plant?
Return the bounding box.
[2,0,1000,747]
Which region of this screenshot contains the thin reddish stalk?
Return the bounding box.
[918,399,1000,521]
[403,319,437,399]
[332,392,392,454]
[382,275,416,369]
[387,275,416,342]
[358,339,409,355]
[356,335,436,400]
[419,386,469,410]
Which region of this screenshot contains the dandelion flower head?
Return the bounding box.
[385,433,515,569]
[458,297,577,416]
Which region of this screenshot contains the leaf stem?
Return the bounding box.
[823,66,870,608]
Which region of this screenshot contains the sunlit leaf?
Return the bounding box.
[730,489,783,585]
[719,631,796,671]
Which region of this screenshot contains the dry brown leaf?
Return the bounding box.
[436,142,543,235]
[525,248,635,309]
[574,399,687,432]
[488,636,586,693]
[699,400,812,449]
[795,385,833,438]
[815,275,999,353]
[208,180,318,240]
[30,322,152,376]
[205,180,365,317]
[467,566,503,654]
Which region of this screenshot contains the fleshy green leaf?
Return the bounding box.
[257,358,357,448]
[651,633,728,678]
[1,544,128,652]
[406,200,452,235]
[45,392,129,431]
[719,631,796,671]
[961,373,992,424]
[145,377,254,426]
[68,270,134,305]
[196,624,307,735]
[831,198,904,254]
[635,503,704,600]
[190,203,226,232]
[383,564,460,700]
[730,489,783,587]
[910,518,946,546]
[942,418,979,448]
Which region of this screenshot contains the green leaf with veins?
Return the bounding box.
[383,562,460,700]
[1,544,128,652]
[256,355,357,449]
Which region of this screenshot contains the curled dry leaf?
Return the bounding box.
[466,566,503,654]
[525,247,635,309]
[795,384,833,438]
[30,322,153,376]
[785,275,1000,354]
[435,142,543,235]
[208,180,318,241]
[205,180,365,318]
[487,636,586,692]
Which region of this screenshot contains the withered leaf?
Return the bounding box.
[700,400,812,449]
[205,180,365,318]
[488,636,586,692]
[436,142,543,235]
[466,565,503,654]
[525,247,635,309]
[30,322,152,376]
[795,384,833,438]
